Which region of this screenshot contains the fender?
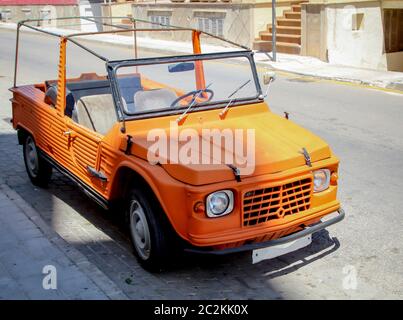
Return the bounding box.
[16,124,35,145]
[110,159,189,241]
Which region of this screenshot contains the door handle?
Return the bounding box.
[86,166,108,182]
[63,130,76,140]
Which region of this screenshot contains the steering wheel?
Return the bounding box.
[170,88,214,108]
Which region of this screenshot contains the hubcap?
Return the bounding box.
[25,136,39,178]
[129,200,151,260]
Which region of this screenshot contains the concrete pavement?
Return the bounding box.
[0,181,127,299]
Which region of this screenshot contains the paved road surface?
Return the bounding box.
[0,28,402,299]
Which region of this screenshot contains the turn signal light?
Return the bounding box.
[194,201,205,214]
[330,172,338,185]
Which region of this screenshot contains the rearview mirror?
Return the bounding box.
[263,71,276,85]
[168,62,195,73]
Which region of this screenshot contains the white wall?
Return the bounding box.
[324,2,403,71]
[325,3,388,70]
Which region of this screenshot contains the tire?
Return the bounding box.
[23,135,52,187]
[126,187,174,272]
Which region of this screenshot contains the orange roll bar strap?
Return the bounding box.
[192,30,206,91]
[56,37,67,115]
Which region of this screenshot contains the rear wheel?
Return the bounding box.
[127,187,174,272]
[23,135,52,187]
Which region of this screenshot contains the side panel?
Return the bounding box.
[11,87,119,200]
[12,86,73,168]
[65,120,106,194]
[98,142,120,197]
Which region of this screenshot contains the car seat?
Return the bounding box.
[75,94,117,135]
[133,88,178,113]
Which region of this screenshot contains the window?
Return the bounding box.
[1,10,11,22]
[149,14,171,28]
[40,9,52,25]
[194,12,225,37]
[352,13,364,31]
[84,8,93,17]
[197,17,224,37]
[384,9,403,53]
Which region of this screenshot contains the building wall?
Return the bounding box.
[0,0,76,4]
[301,3,327,60]
[78,1,105,32]
[0,1,105,31]
[0,5,79,26]
[104,2,132,18]
[131,2,255,47]
[326,1,385,69]
[97,1,301,48]
[301,0,403,71]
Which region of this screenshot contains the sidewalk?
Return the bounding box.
[0,180,127,300]
[1,22,402,92]
[254,53,403,92]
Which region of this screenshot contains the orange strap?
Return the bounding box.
[192,31,206,93]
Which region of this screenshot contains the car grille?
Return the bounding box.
[242,178,313,227]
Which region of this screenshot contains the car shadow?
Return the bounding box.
[171,229,340,278]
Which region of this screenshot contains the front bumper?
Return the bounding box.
[185,208,345,255]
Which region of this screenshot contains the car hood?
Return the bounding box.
[127,107,331,185]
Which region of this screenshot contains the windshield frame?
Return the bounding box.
[106,50,263,121]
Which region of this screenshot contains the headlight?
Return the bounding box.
[313,169,331,192]
[206,190,234,217]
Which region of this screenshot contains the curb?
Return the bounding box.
[0,180,128,300]
[255,61,403,94]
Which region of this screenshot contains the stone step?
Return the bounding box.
[259,32,301,44]
[253,40,272,52]
[268,25,301,35]
[253,40,301,54]
[292,5,301,12]
[277,18,301,27]
[284,11,301,19]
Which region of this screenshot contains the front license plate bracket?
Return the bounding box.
[252,234,312,264]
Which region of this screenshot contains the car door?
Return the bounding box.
[64,119,106,195]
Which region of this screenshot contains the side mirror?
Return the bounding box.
[263,71,276,85]
[168,62,195,73]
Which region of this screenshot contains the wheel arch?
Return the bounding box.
[16,124,34,145]
[110,165,159,203]
[109,162,187,243]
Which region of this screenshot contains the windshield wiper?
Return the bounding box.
[219,79,251,119]
[176,83,212,123]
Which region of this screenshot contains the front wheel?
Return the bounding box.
[23,135,52,187]
[127,188,174,272]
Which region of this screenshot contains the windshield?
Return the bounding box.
[113,54,260,117]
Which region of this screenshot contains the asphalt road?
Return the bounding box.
[0,28,402,299]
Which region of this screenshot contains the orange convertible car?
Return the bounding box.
[10,17,344,270]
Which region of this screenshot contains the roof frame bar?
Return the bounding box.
[14,16,249,87]
[17,15,248,49]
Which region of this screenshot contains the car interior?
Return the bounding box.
[44,74,178,135]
